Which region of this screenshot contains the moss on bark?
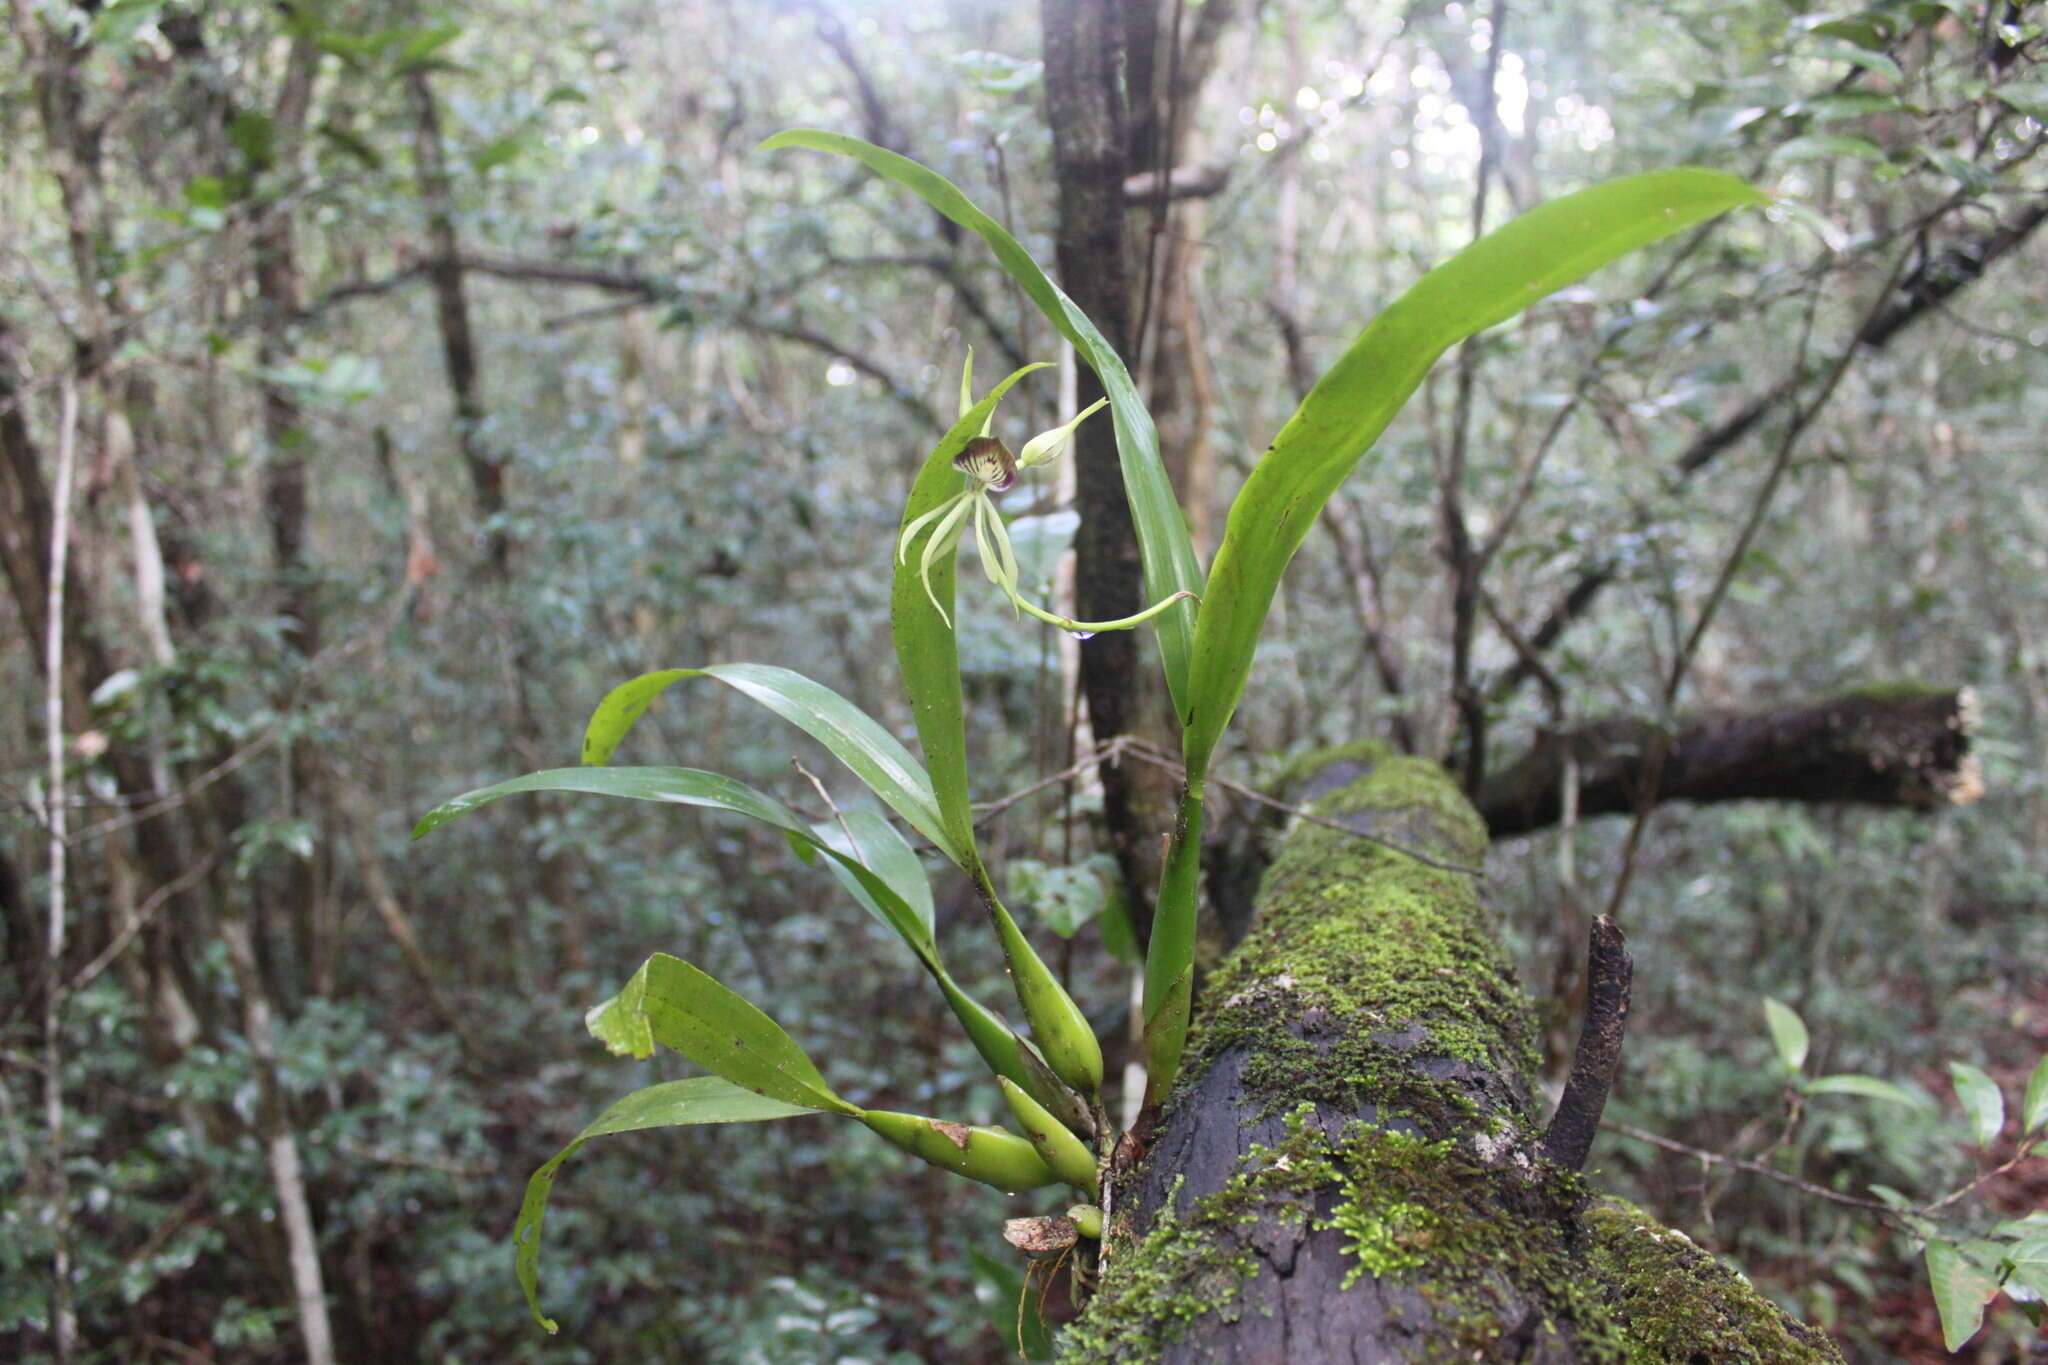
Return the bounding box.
[1058,745,1844,1364]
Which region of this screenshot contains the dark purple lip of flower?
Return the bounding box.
[953,436,1018,492]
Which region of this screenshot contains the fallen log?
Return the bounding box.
[1067,744,1843,1363]
[1478,685,1981,838]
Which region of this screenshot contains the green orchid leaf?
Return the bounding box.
[890,363,1047,869]
[812,807,937,948]
[1142,786,1206,1098]
[764,128,1202,720]
[414,765,1068,1103]
[1142,964,1194,1109]
[580,662,958,866]
[515,1077,818,1334]
[586,952,858,1114]
[1181,168,1768,776]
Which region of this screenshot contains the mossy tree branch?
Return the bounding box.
[1478,685,1982,838]
[1063,745,1842,1363]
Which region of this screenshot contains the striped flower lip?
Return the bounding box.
[897,350,1196,634]
[953,435,1018,492]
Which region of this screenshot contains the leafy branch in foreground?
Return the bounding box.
[413,129,1763,1336]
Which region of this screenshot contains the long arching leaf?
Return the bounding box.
[580,663,959,866]
[413,767,1057,1103]
[764,128,1203,720]
[1181,168,1768,776]
[412,766,939,961]
[514,1077,819,1333]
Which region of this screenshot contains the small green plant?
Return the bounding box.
[1755,998,2048,1351]
[411,129,1762,1334]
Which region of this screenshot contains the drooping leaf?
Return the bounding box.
[886,363,1047,868]
[763,129,1203,719]
[1925,1240,1999,1352]
[1803,42,1905,83]
[581,663,957,864]
[1763,997,1810,1075]
[1802,1074,1925,1106]
[1180,168,1767,777]
[515,1077,817,1333]
[586,953,858,1114]
[1773,133,1889,164]
[1950,1061,2006,1146]
[471,135,524,173]
[412,766,942,962]
[414,765,1071,1101]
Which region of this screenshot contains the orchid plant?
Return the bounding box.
[411,127,1763,1340]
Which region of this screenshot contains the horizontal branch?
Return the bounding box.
[1479,685,1982,837]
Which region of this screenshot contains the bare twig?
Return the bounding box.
[66,853,218,997]
[971,736,1485,875]
[1602,1119,1903,1214]
[1540,915,1631,1170]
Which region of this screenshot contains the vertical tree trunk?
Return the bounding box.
[1040,0,1187,936]
[407,70,511,574]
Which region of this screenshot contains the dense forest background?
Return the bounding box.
[3,0,2045,1360]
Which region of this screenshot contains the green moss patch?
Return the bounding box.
[1582,1203,1843,1364]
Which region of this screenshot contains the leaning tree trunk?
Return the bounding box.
[1065,744,1842,1363]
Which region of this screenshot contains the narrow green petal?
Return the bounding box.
[1010,588,1200,635]
[991,502,1022,600]
[919,496,975,628]
[958,347,975,424]
[972,496,1007,591]
[897,493,966,567]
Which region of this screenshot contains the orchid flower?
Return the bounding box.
[897,352,1197,634]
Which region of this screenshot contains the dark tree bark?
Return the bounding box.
[1068,746,1844,1363]
[1041,0,1185,939]
[1478,686,1982,837]
[407,71,511,574]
